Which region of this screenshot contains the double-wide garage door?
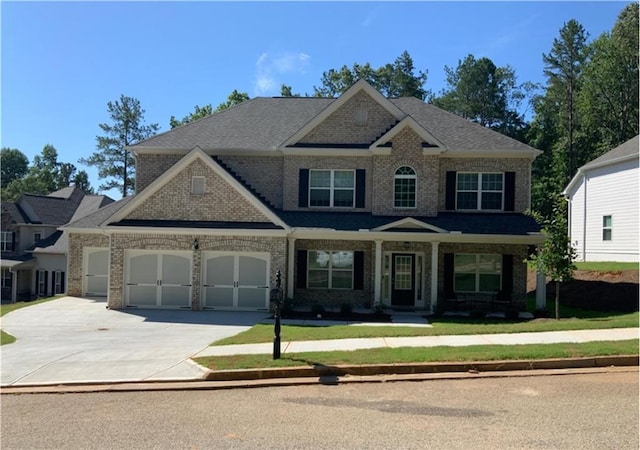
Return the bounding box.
[124,250,269,310]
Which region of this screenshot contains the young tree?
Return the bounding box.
[528,198,577,320]
[1,148,29,188]
[80,95,160,197]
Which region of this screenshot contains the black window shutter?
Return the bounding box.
[353,251,364,290]
[355,169,366,208]
[504,172,516,211]
[61,271,66,293]
[51,271,56,295]
[298,169,309,207]
[10,231,15,251]
[296,250,307,289]
[35,270,40,297]
[444,253,454,297]
[445,172,457,210]
[502,254,513,295]
[44,271,49,297]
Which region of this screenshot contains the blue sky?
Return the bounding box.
[1,1,630,199]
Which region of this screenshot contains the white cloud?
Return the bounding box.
[254,51,311,96]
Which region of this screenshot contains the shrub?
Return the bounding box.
[340,303,353,316]
[311,303,325,315]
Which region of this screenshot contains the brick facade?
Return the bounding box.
[135,153,183,193]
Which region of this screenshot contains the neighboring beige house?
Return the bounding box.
[1,187,113,302]
[64,80,544,313]
[564,135,639,262]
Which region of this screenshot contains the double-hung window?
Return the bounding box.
[309,170,355,207]
[37,269,46,296]
[394,166,417,208]
[54,271,63,294]
[33,231,42,245]
[1,231,13,251]
[1,268,11,289]
[602,215,612,241]
[457,173,503,211]
[307,250,354,289]
[454,254,501,293]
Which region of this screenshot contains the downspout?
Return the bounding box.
[582,174,587,261]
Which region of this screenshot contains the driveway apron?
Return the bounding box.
[0,296,267,386]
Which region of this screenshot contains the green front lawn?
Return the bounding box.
[574,261,639,271]
[213,310,639,346]
[195,339,639,371]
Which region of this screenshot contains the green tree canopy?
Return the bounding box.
[313,51,430,100]
[1,148,29,188]
[80,95,160,197]
[169,90,251,129]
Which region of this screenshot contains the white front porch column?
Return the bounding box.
[536,270,547,309]
[430,242,439,312]
[287,237,296,299]
[11,270,17,303]
[374,240,383,305]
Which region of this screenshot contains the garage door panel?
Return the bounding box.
[238,288,268,309]
[87,250,108,274]
[86,276,108,296]
[129,285,157,306]
[238,256,267,286]
[161,286,190,307]
[129,255,158,284]
[207,256,234,286]
[84,249,109,297]
[204,287,234,308]
[162,255,191,285]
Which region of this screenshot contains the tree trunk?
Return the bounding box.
[555,280,560,320]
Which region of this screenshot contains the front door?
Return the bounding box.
[391,253,415,307]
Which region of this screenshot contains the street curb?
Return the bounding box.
[203,355,639,381]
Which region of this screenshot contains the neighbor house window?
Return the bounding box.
[33,231,42,245]
[602,215,612,241]
[191,176,205,195]
[309,170,355,207]
[454,254,501,293]
[37,269,46,296]
[54,271,63,294]
[1,231,13,251]
[457,173,504,210]
[1,268,11,289]
[394,166,417,208]
[307,250,354,289]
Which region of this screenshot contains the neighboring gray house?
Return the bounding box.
[564,135,639,262]
[1,187,113,302]
[64,80,544,313]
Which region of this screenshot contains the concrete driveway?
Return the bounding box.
[1,296,268,386]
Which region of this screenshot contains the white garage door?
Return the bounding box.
[202,252,270,310]
[125,251,192,309]
[84,248,109,297]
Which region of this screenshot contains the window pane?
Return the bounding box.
[457,173,478,190]
[333,171,354,188]
[481,192,502,210]
[455,254,476,272]
[308,270,329,288]
[482,173,503,190]
[396,166,415,176]
[457,192,477,209]
[395,178,416,208]
[309,251,330,269]
[478,255,501,273]
[331,271,353,289]
[331,251,353,269]
[333,189,354,207]
[479,274,501,292]
[603,215,612,227]
[603,229,612,241]
[455,273,476,291]
[310,170,330,187]
[309,189,330,206]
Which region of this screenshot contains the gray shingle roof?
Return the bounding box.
[581,135,639,171]
[133,94,539,154]
[64,196,134,229]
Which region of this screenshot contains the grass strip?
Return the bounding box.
[195,339,639,371]
[574,261,639,271]
[1,330,16,345]
[212,311,639,346]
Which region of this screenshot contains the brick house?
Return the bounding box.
[64,80,544,313]
[1,187,113,302]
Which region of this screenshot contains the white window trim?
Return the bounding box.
[454,253,502,293]
[308,169,355,208]
[307,250,354,290]
[394,166,417,209]
[456,172,504,211]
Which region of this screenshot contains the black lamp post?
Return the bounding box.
[270,269,283,360]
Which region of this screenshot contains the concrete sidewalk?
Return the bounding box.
[194,327,639,358]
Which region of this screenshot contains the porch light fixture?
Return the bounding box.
[192,238,199,251]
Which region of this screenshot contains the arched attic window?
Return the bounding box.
[394,166,417,208]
